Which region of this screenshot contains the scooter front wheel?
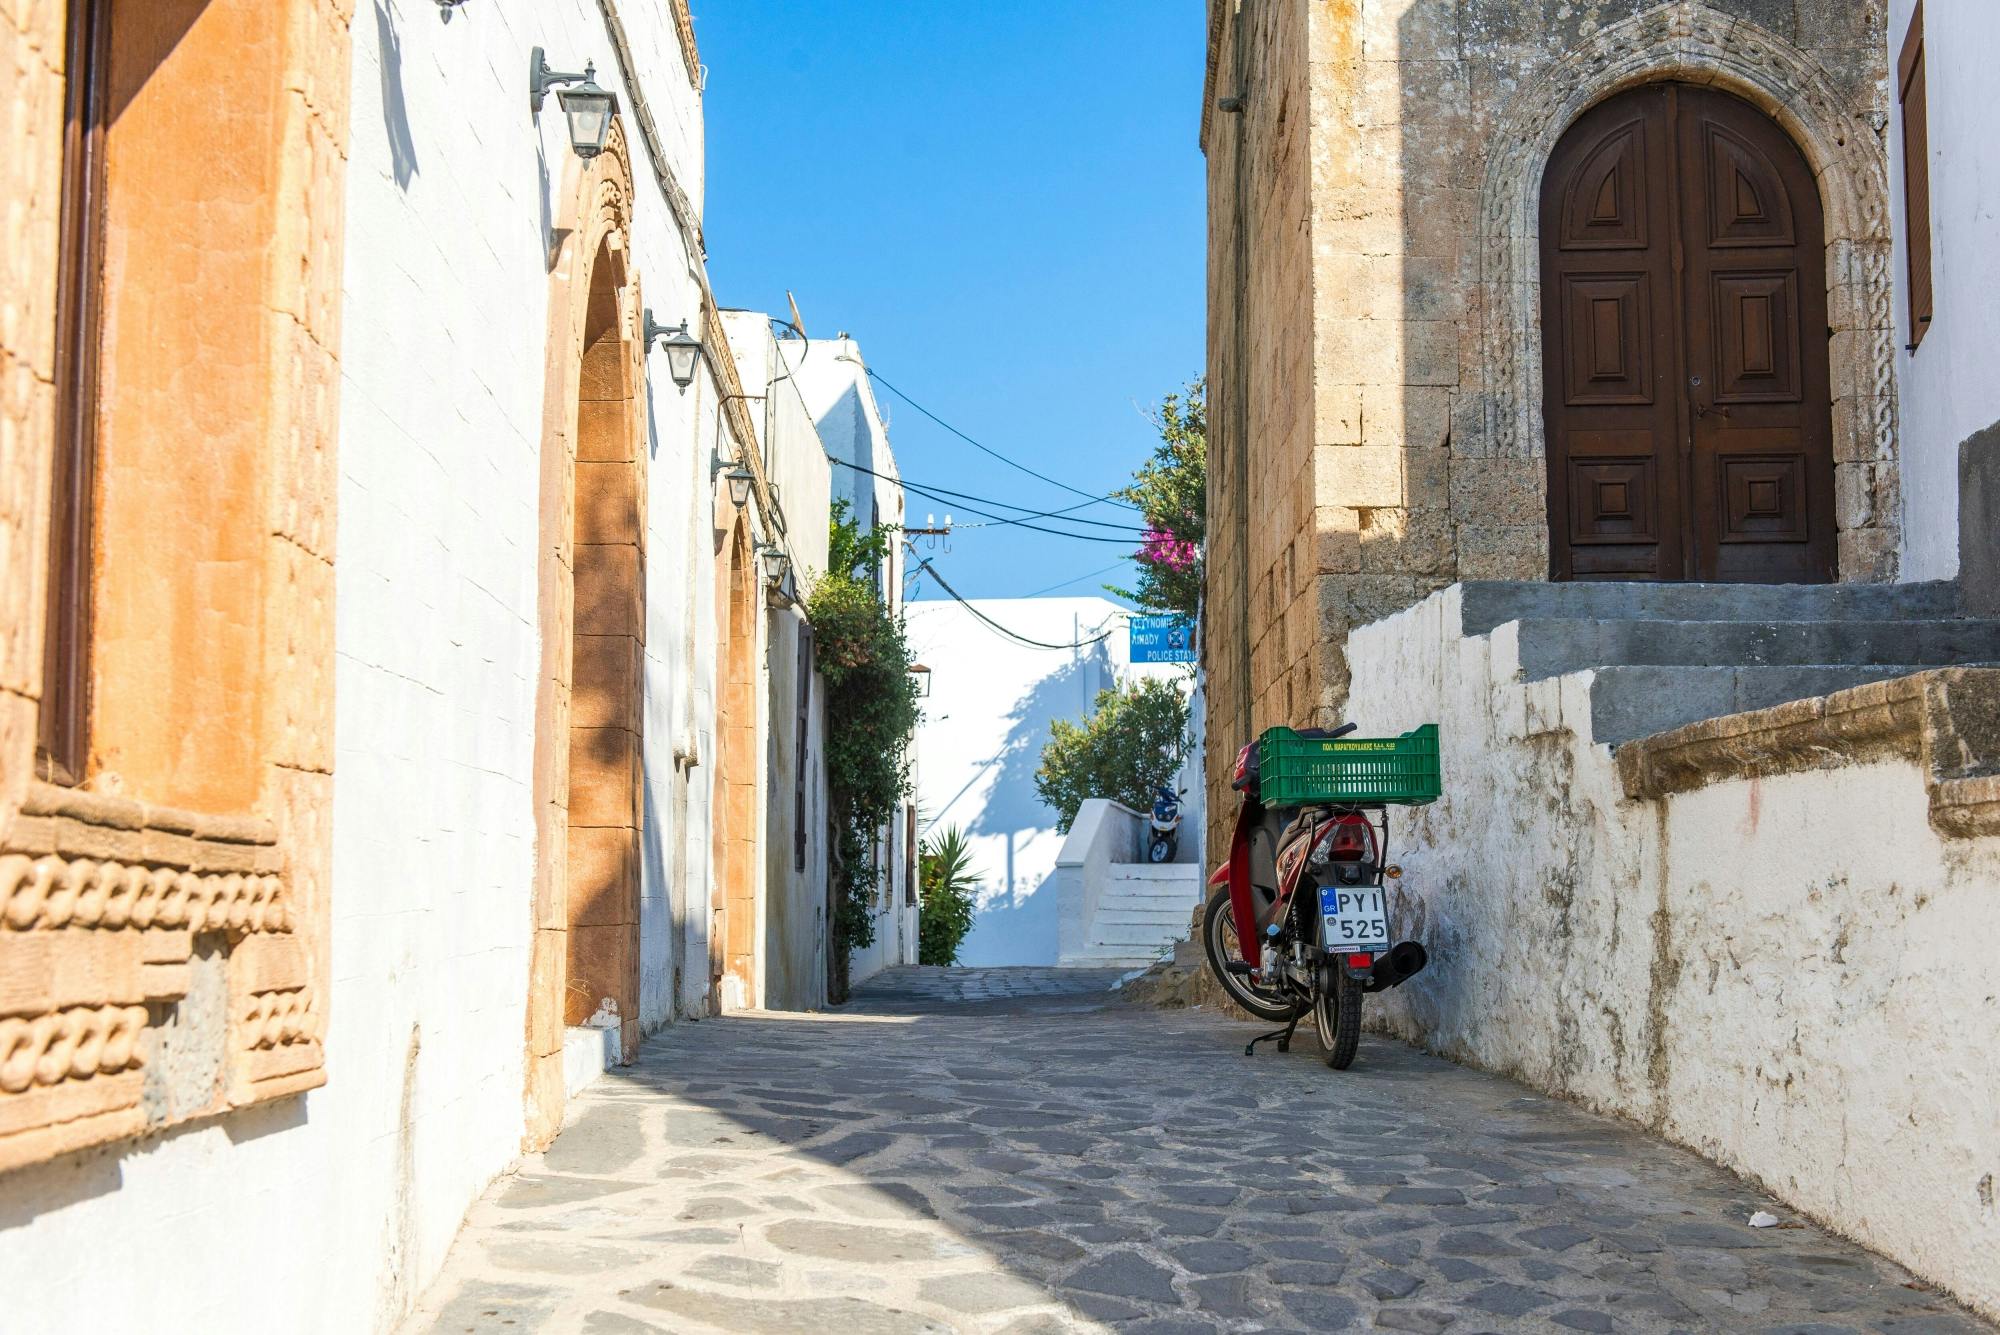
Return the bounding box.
[1313,965,1363,1069]
[1202,888,1306,1023]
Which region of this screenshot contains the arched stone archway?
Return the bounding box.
[526,124,647,1147]
[710,514,758,1013]
[1474,0,1899,579]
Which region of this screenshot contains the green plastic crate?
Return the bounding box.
[1256,724,1441,806]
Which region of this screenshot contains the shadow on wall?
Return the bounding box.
[955,648,1111,966]
[371,2,419,190]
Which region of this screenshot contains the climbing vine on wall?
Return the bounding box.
[808,501,920,989]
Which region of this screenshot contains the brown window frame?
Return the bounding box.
[904,805,918,907]
[793,626,812,872]
[1899,1,1933,351]
[39,0,111,786]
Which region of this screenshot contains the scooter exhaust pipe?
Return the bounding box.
[1369,941,1429,990]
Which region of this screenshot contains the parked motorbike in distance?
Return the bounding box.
[1202,721,1436,1069]
[1147,784,1185,863]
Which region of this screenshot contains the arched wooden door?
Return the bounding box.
[1541,83,1836,582]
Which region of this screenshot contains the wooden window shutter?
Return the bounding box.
[904,805,919,906]
[1899,1,1933,349]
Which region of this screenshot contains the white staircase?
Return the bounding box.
[1061,863,1202,968]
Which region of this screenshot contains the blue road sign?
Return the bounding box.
[1129,615,1197,664]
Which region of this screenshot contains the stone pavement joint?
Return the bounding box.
[404,966,1991,1333]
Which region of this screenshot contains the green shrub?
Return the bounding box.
[807,501,920,976]
[1034,677,1190,834]
[917,825,979,966]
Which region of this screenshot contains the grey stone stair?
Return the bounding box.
[1456,579,1997,746]
[1585,665,1956,745]
[1513,619,2000,681]
[1461,579,1961,636]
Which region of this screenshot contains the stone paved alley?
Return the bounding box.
[407,970,1988,1334]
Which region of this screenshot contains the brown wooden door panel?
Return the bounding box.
[1542,86,1681,581]
[1543,83,1835,583]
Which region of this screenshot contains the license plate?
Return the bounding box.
[1318,885,1389,954]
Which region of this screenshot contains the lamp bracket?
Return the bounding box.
[642,312,686,347]
[529,46,593,116]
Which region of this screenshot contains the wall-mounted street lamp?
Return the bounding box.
[723,468,754,509]
[529,48,620,159]
[643,310,704,389]
[434,0,471,21]
[758,544,791,586]
[908,664,933,698]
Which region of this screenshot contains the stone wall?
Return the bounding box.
[1201,0,1320,857]
[1204,0,1900,842]
[1344,588,2000,1319]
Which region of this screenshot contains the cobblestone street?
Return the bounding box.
[408,969,1987,1334]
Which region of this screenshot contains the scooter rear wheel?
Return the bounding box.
[1314,966,1363,1069]
[1202,888,1306,1023]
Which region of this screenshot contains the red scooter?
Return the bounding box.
[1202,723,1431,1068]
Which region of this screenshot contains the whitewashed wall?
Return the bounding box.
[1887,0,2000,580]
[907,597,1196,966]
[720,313,834,1011]
[784,338,919,986]
[1345,586,2000,1320]
[0,4,718,1331]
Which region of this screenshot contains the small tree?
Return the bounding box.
[917,825,979,966]
[1034,677,1191,833]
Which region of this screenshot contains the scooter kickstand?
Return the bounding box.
[1245,1009,1303,1056]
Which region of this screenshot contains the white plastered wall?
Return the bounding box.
[1887,0,2000,580]
[1345,587,2000,1320]
[0,4,718,1331]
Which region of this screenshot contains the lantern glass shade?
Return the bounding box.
[558,79,618,158]
[724,468,754,508]
[661,324,701,387]
[760,547,789,584]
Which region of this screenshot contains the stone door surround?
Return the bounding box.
[1478,0,1899,580]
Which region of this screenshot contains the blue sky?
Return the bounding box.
[696,2,1206,603]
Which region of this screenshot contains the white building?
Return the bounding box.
[0,3,820,1330]
[1887,0,2000,595]
[784,336,921,986]
[719,311,834,1012]
[906,596,1201,966]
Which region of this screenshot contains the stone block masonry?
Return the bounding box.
[1201,0,1902,855]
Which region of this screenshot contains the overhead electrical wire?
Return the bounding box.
[826,457,1148,533]
[829,458,1141,545]
[866,368,1145,514]
[916,561,1119,651]
[1019,558,1137,600]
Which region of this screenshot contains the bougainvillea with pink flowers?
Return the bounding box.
[1109,382,1206,625]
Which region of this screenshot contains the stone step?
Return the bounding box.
[1587,664,1979,746]
[1107,863,1201,881]
[1097,886,1203,907]
[1512,618,2000,681]
[1460,579,1960,637]
[1059,950,1164,969]
[1091,921,1194,944]
[1097,912,1198,932]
